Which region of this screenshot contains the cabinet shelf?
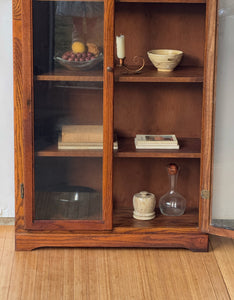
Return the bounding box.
[113,209,199,233]
[35,191,102,221]
[115,137,201,158]
[35,137,200,158]
[115,66,203,83]
[36,66,203,83]
[36,145,103,157]
[35,69,103,82]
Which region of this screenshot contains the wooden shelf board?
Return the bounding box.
[35,137,200,158]
[115,137,201,158]
[36,145,103,157]
[113,209,200,233]
[35,67,203,83]
[36,69,103,82]
[117,0,206,3]
[35,191,102,221]
[115,66,203,83]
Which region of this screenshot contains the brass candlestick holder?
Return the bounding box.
[117,56,145,74]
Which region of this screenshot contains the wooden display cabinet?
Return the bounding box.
[13,0,234,251]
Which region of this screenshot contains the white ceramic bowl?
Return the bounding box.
[147,49,183,72]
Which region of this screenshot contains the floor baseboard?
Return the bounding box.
[0,218,15,225]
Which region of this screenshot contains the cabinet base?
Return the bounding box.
[15,232,208,252]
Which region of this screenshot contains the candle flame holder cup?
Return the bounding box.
[117,56,145,74]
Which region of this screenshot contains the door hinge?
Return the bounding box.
[20,183,24,199]
[201,189,210,199]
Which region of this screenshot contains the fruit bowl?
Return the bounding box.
[147,49,183,72]
[54,52,103,71]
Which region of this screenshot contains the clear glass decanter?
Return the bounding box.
[159,163,186,216]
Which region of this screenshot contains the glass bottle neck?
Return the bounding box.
[169,173,177,193]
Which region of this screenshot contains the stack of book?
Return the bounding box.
[134,134,179,150]
[58,125,118,150]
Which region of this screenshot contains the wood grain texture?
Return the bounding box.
[207,226,234,239]
[13,0,25,233]
[13,0,223,248]
[7,251,27,299]
[36,145,104,157]
[20,250,38,300]
[0,227,15,299]
[36,66,203,83]
[116,137,201,158]
[35,137,200,158]
[200,0,217,232]
[115,3,206,67]
[178,248,230,299]
[114,82,203,139]
[15,232,208,251]
[115,66,204,83]
[102,0,115,229]
[113,209,199,233]
[2,227,234,299]
[113,158,200,210]
[210,236,234,299]
[13,0,21,20]
[36,69,103,82]
[21,0,34,229]
[35,191,102,221]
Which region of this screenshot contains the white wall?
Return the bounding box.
[0,0,233,219]
[0,1,14,217]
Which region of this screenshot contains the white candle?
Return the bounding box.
[116,35,125,59]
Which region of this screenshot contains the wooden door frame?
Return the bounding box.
[200,0,217,233]
[201,0,234,238]
[18,0,114,230]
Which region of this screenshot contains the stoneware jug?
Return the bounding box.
[133,191,156,220]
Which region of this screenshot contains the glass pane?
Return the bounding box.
[33,1,104,221]
[212,0,234,230]
[33,1,104,75]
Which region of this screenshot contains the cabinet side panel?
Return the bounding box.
[21,0,34,228]
[13,0,25,231]
[200,0,217,231]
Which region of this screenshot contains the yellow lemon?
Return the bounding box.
[72,42,86,54]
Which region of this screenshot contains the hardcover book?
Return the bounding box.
[61,125,103,143]
[135,134,178,145]
[135,144,180,150]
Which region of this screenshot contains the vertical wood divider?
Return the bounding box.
[103,0,115,229]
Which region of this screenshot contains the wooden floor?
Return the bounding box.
[0,226,233,300]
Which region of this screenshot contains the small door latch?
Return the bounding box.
[201,189,210,199]
[20,183,24,199]
[107,66,113,72]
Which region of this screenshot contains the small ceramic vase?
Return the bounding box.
[133,191,156,220]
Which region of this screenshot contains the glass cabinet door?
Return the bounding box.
[23,0,113,230]
[210,0,234,236]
